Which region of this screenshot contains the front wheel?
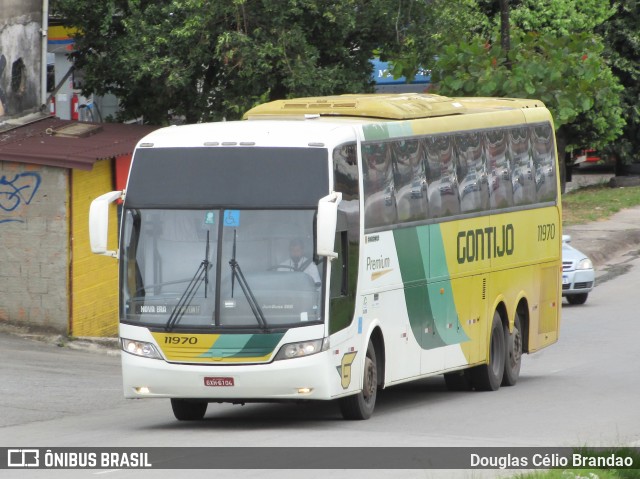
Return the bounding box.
[171,399,207,421]
[470,311,505,391]
[339,341,378,420]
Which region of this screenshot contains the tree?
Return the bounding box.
[598,0,640,169]
[380,0,624,189]
[50,0,396,124]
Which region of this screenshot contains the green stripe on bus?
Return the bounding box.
[394,225,469,349]
[199,333,284,359]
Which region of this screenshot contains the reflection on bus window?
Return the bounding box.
[532,124,557,203]
[426,135,459,218]
[455,132,489,213]
[509,127,535,206]
[363,141,397,228]
[485,129,513,210]
[392,139,428,222]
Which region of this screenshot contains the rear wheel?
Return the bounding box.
[567,293,588,305]
[339,341,378,420]
[171,399,207,421]
[444,370,473,391]
[502,312,522,386]
[470,311,505,391]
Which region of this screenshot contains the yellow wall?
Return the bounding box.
[71,160,119,337]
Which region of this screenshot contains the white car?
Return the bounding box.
[562,235,595,304]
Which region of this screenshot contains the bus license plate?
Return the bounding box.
[204,377,234,387]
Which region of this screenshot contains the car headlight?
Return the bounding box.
[274,338,329,361]
[577,258,593,270]
[121,338,163,360]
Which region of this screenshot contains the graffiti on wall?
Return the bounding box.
[0,171,41,224]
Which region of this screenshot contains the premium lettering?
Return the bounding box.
[367,255,391,271]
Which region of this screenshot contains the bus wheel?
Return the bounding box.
[471,311,505,391]
[444,370,473,391]
[502,311,522,386]
[171,399,207,421]
[339,341,378,420]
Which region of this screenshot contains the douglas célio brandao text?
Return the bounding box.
[470,452,634,469]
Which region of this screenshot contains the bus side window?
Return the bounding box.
[485,129,514,210]
[392,139,428,223]
[425,135,460,219]
[363,141,397,228]
[531,124,557,203]
[329,230,348,298]
[509,127,536,206]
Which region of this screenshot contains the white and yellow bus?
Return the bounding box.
[89,94,561,421]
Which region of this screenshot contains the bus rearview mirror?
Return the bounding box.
[316,191,342,259]
[89,190,123,258]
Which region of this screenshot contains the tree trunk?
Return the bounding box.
[500,0,511,69]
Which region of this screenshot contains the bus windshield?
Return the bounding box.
[121,208,324,330]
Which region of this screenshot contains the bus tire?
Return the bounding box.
[171,399,207,421]
[471,311,505,391]
[444,370,473,391]
[339,341,377,420]
[502,311,522,386]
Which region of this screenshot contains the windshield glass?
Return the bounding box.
[121,208,324,330]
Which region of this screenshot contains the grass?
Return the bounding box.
[562,184,640,226]
[514,469,621,479]
[512,448,640,479]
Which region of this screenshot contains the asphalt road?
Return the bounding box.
[1,249,639,478]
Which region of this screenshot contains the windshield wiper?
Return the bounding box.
[165,231,212,331]
[229,229,268,329]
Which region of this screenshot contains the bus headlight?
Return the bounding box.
[121,338,163,360]
[577,258,593,270]
[274,338,329,361]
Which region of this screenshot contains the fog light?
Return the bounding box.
[135,387,150,394]
[297,388,313,394]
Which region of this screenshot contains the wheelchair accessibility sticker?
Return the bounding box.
[223,210,240,227]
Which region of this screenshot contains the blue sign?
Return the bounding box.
[370,58,431,85]
[223,210,240,227]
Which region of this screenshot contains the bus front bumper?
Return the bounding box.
[121,351,334,401]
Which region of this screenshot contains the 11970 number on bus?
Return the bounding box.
[537,223,556,242]
[164,336,198,345]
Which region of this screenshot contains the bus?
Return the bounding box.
[89,93,561,421]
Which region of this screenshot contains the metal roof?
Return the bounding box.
[0,117,159,170]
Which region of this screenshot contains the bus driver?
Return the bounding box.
[279,238,321,285]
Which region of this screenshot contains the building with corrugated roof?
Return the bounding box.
[1,3,159,336]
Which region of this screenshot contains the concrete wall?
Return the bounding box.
[0,161,69,332]
[0,0,43,117]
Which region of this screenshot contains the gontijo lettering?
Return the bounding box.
[457,224,514,264]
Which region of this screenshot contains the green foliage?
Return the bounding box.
[598,0,640,164]
[434,30,624,151]
[375,0,490,82]
[50,0,393,124]
[508,0,615,36]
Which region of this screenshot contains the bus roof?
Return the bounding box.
[243,94,546,121]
